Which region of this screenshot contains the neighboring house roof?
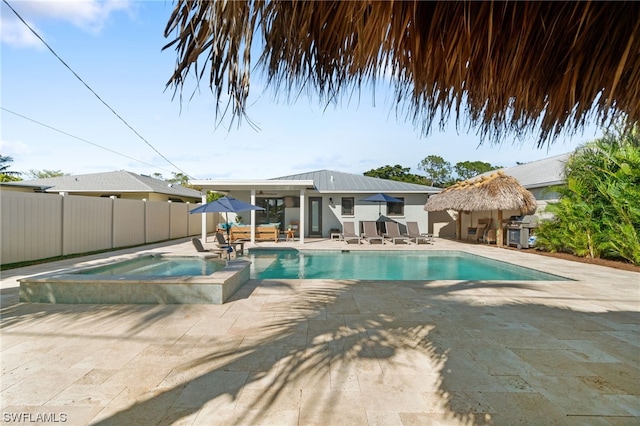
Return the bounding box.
[17,170,202,199]
[0,182,51,191]
[480,153,570,189]
[272,169,441,193]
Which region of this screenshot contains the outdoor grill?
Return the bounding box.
[506,215,538,249]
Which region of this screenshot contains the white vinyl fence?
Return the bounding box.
[1,191,218,265]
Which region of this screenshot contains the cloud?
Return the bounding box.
[0,11,44,49]
[0,138,32,156]
[1,0,133,48]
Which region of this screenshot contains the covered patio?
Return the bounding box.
[190,179,315,244]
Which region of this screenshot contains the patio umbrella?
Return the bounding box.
[189,196,265,249]
[375,214,398,235]
[361,193,403,216]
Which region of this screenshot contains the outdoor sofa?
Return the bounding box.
[230,223,280,242]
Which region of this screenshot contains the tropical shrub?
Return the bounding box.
[535,127,640,265]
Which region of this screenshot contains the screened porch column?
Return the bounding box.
[299,190,305,244]
[250,190,256,243]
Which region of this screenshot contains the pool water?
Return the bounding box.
[77,256,225,277]
[248,250,568,281]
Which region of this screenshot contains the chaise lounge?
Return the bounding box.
[191,238,224,257]
[405,221,433,244]
[362,221,384,244]
[341,221,361,244]
[384,222,410,244]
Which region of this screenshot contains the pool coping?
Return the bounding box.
[18,254,251,304]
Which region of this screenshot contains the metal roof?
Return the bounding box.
[482,153,570,189]
[18,170,203,198]
[271,169,441,193]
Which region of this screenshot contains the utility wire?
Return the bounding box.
[1,107,179,176]
[2,0,193,179]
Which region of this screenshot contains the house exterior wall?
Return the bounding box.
[47,191,200,203]
[1,191,216,265]
[218,190,440,238]
[308,192,431,237]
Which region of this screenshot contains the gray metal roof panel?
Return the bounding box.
[271,169,441,193]
[479,153,570,189]
[20,170,202,198]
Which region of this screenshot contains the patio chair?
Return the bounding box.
[214,232,245,255]
[384,221,410,244]
[341,221,361,244]
[467,218,491,242]
[405,221,433,244]
[362,221,384,244]
[191,238,224,258]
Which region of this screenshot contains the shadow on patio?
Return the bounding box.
[1,278,638,425]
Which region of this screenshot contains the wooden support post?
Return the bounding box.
[496,210,504,248]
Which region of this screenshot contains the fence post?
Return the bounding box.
[59,191,67,255]
[143,198,148,243]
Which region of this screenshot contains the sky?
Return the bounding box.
[1,0,604,182]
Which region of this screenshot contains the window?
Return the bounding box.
[341,197,354,215]
[387,198,404,216]
[255,198,284,224]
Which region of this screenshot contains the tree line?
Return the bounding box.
[363,156,502,187]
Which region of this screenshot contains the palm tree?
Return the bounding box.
[0,154,22,182]
[535,127,640,265]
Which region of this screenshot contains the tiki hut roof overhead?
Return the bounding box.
[424,170,537,214]
[163,1,639,146]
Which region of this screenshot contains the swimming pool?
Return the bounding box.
[248,249,569,281]
[76,255,225,276]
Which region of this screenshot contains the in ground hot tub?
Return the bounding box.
[19,255,250,304]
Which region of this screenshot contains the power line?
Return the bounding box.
[2,0,193,179]
[1,107,178,176]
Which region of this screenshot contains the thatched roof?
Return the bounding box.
[163,1,639,145]
[424,170,537,214]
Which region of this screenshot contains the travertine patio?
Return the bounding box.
[1,237,638,425]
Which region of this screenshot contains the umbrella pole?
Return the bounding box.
[225,212,232,260]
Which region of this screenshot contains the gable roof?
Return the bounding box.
[481,153,570,189]
[17,170,202,198]
[272,169,440,193]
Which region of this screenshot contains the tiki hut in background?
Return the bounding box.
[424,171,537,247]
[163,1,639,146]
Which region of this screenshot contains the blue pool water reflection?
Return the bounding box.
[248,250,568,281]
[76,256,225,277]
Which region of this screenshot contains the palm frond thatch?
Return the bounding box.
[163,1,640,145]
[424,171,537,214]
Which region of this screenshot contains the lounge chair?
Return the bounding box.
[405,221,433,244]
[384,221,410,244]
[362,221,384,244]
[467,218,491,242]
[341,221,361,244]
[191,238,224,257]
[214,232,245,255]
